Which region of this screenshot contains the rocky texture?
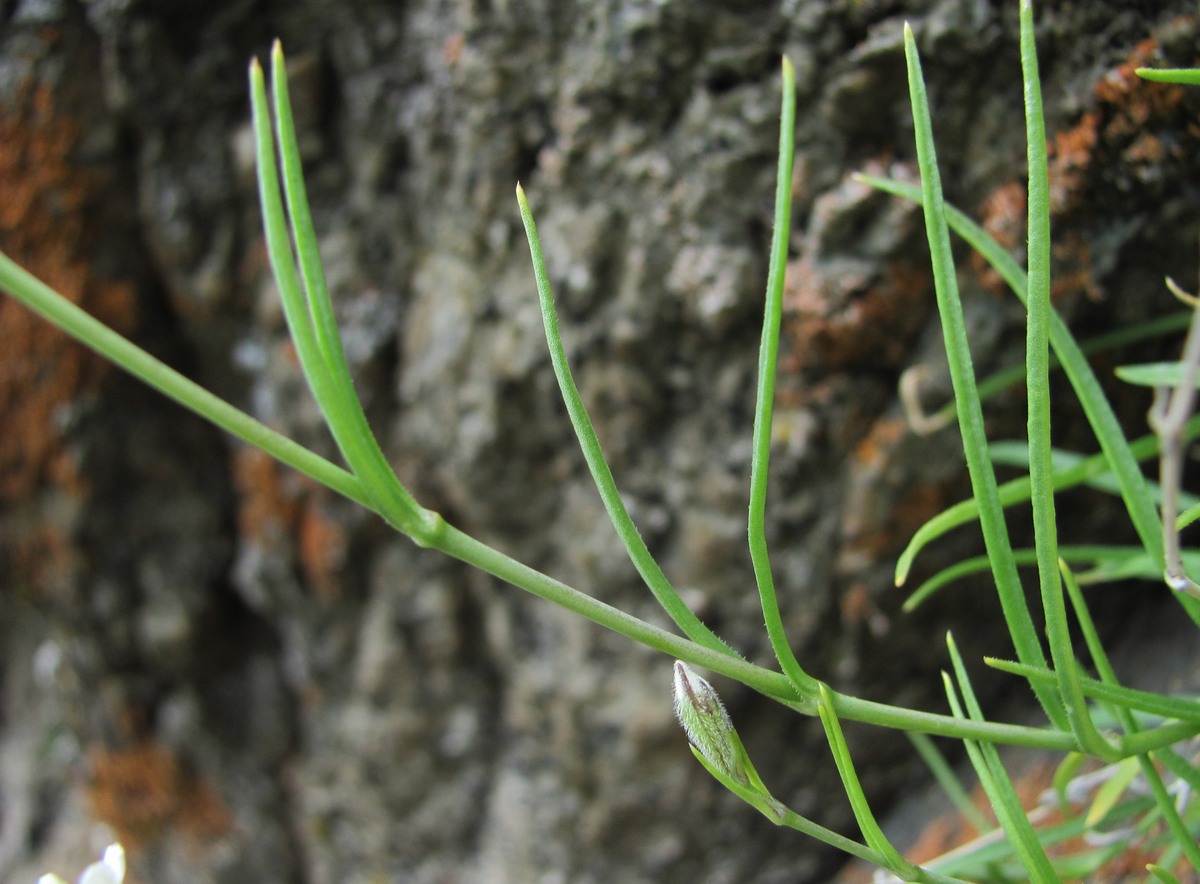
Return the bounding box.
[2,1,1199,882]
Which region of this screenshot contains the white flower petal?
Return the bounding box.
[38,843,125,884]
[100,844,125,881]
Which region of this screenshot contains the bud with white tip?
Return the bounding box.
[673,660,746,785]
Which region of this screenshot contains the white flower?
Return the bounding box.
[38,843,125,884]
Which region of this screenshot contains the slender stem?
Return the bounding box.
[1,243,1097,749]
[433,521,804,704]
[1117,719,1200,756]
[987,656,1200,723]
[0,252,372,509]
[896,418,1200,597]
[829,690,1076,750]
[1148,298,1200,599]
[696,745,893,868]
[908,732,993,833]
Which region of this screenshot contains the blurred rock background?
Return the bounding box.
[1,1,1198,881]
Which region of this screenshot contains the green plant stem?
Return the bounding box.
[694,746,891,867]
[987,658,1200,724]
[0,252,372,509]
[909,313,1191,432]
[747,57,818,694]
[1,198,1095,749]
[1148,299,1200,598]
[1137,68,1200,85]
[437,522,799,701]
[270,46,425,527]
[828,690,1076,750]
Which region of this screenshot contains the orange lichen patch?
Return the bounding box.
[980,173,1099,302]
[0,67,136,503]
[906,760,1063,867]
[891,483,946,540]
[443,31,465,67]
[1050,232,1101,302]
[838,581,889,637]
[88,742,231,852]
[785,258,931,371]
[973,181,1026,294]
[849,409,906,467]
[175,778,234,852]
[975,30,1198,306]
[1093,38,1186,129]
[841,483,947,568]
[232,446,302,545]
[1123,130,1169,166]
[1048,35,1194,219]
[1047,111,1101,217]
[297,499,348,602]
[233,445,346,597]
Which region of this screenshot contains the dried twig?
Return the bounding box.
[1148,273,1200,600]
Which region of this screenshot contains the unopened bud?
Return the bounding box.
[673,660,746,785]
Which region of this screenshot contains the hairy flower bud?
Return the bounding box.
[673,660,747,785]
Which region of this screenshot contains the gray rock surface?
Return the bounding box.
[2,1,1199,881]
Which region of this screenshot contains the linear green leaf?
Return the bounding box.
[515,186,737,659]
[1136,67,1200,85]
[897,423,1199,591]
[746,58,818,693]
[267,44,430,535]
[945,632,1059,882]
[857,174,1170,589]
[904,21,1064,728]
[1116,362,1200,388]
[1020,0,1113,760]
